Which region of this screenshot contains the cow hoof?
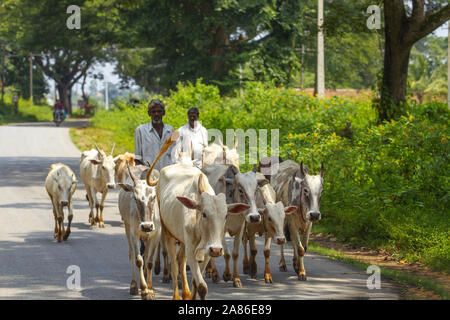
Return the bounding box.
[205,271,212,278]
[99,222,105,228]
[298,273,307,281]
[141,290,155,300]
[63,231,70,241]
[212,272,220,283]
[279,265,287,272]
[233,279,242,288]
[162,275,171,283]
[182,289,191,300]
[223,272,232,282]
[243,265,250,274]
[130,281,139,295]
[265,275,273,284]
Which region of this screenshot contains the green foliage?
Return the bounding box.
[89,80,449,272]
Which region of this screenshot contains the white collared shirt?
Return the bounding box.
[134,122,175,172]
[175,122,208,168]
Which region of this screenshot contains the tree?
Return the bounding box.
[379,0,450,121]
[0,0,118,114]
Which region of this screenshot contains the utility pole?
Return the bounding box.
[301,44,305,89]
[29,53,33,104]
[448,22,449,109]
[317,0,325,98]
[1,43,5,104]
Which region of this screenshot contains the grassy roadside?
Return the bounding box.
[308,241,449,300]
[0,95,52,124]
[70,126,131,155]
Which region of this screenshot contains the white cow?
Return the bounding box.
[201,164,263,288]
[151,163,250,300]
[242,173,296,283]
[45,163,77,242]
[80,144,118,227]
[202,137,239,168]
[271,159,324,281]
[118,165,160,300]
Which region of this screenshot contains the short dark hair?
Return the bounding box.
[148,99,165,110]
[187,107,199,115]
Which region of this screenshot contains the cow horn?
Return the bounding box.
[94,143,104,158]
[222,146,227,165]
[146,130,180,186]
[110,143,115,156]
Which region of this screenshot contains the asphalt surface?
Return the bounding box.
[0,122,402,300]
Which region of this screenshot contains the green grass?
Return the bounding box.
[308,242,449,300]
[0,93,52,124]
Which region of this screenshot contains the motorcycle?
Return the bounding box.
[53,109,65,127]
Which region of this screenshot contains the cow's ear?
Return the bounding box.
[177,196,199,210]
[118,183,134,192]
[113,155,121,163]
[284,206,297,215]
[90,159,102,165]
[227,203,250,215]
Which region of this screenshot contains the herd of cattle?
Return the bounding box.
[44,133,324,300]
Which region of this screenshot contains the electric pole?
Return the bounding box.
[317,0,325,98]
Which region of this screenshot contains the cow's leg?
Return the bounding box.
[248,231,258,279]
[186,246,208,300]
[87,187,97,226]
[231,224,245,288]
[144,235,159,300]
[289,224,306,280]
[161,233,171,283]
[63,198,73,241]
[56,202,65,243]
[279,243,287,272]
[98,190,108,228]
[135,236,150,300]
[264,236,273,283]
[51,197,59,239]
[177,244,191,300]
[165,233,180,300]
[125,225,139,295]
[222,235,232,282]
[242,230,250,274]
[297,224,312,281]
[154,241,161,275]
[205,260,212,278]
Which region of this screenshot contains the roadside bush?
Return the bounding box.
[87,80,449,272]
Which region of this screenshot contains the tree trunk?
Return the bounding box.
[379,40,412,122]
[58,84,72,115]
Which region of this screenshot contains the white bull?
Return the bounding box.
[153,163,250,300]
[271,159,324,281]
[80,144,118,227]
[242,173,296,283]
[118,165,160,300]
[45,163,77,242]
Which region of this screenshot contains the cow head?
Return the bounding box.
[259,202,296,245]
[176,174,250,261]
[118,165,157,233]
[232,169,262,223]
[53,168,77,207]
[288,161,324,223]
[90,143,118,189]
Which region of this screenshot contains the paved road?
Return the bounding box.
[0,123,401,300]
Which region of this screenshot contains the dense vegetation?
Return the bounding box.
[0,92,52,124]
[87,81,449,273]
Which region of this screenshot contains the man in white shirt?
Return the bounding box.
[134,99,175,172]
[174,107,208,169]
